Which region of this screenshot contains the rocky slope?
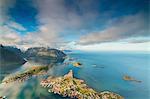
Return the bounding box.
[0,44,26,67]
[24,47,66,63]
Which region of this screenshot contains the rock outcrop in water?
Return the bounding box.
[40,70,124,99]
[73,62,82,67]
[123,75,142,83]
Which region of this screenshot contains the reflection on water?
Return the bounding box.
[0,52,149,99]
[0,62,25,82]
[0,57,66,99]
[26,56,65,65]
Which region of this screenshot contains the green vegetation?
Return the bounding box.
[2,66,48,84]
[40,70,124,99]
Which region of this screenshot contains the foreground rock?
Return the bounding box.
[0,96,6,99]
[2,66,48,84]
[40,70,123,99]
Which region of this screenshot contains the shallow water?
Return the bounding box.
[0,51,150,99]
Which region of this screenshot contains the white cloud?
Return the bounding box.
[31,0,99,47]
[14,0,79,48]
[0,25,21,45]
[7,21,26,31]
[78,13,149,45]
[0,0,149,51]
[0,24,64,50]
[75,42,150,51]
[0,0,16,24]
[34,0,90,30]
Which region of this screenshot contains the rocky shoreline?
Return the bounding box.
[40,70,124,99]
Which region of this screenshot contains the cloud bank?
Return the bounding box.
[78,13,149,45]
[0,0,149,50]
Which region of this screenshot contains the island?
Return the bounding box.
[73,62,82,67]
[123,75,142,83]
[40,70,124,99]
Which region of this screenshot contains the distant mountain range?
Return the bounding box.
[25,47,66,60]
[0,44,66,69]
[25,47,66,63]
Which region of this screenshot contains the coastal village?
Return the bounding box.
[0,45,142,99]
[1,65,124,99]
[0,58,141,99]
[1,60,141,99]
[0,0,148,98]
[40,70,124,99]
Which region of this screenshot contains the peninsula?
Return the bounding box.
[40,70,124,99]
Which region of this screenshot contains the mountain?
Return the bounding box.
[24,47,66,63]
[0,44,26,70]
[0,45,66,81]
[0,45,66,67]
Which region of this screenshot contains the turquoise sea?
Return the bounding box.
[0,51,150,99]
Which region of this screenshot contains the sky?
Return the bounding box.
[0,0,149,51]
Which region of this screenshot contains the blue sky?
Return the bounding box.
[0,0,149,51]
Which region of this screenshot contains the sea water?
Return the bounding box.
[0,51,150,99]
